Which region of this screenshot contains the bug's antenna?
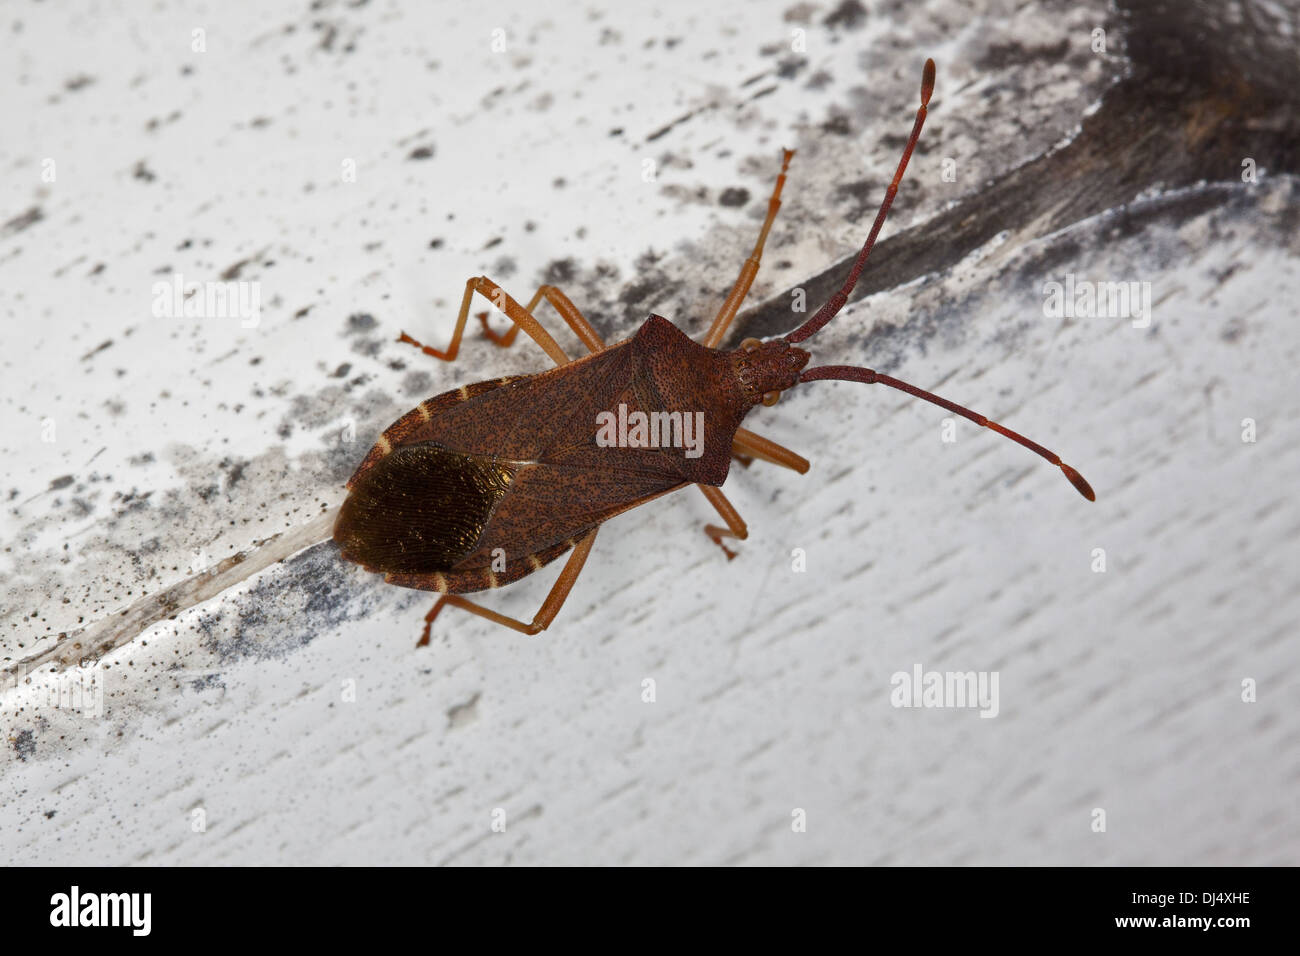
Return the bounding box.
[786,58,935,345]
[799,364,1096,500]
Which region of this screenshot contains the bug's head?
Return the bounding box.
[730,336,811,408]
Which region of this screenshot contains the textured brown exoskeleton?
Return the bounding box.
[334,60,1095,643]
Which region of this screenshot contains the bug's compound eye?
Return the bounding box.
[762,390,781,407]
[740,337,763,352]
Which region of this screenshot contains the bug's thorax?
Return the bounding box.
[728,337,811,409]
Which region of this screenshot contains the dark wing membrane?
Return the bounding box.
[333,442,514,574]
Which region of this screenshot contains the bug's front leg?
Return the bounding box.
[732,427,810,474]
[701,148,794,349]
[697,484,748,561]
[704,432,807,556]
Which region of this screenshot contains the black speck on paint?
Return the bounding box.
[79,339,113,362]
[776,56,807,79]
[543,258,576,284]
[719,187,750,208]
[823,0,867,29]
[2,206,43,237]
[346,312,377,334]
[223,459,248,489]
[820,113,852,136]
[13,729,35,761]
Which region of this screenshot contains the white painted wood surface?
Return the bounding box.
[2,0,1297,865]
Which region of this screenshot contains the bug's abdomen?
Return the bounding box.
[334,442,514,575]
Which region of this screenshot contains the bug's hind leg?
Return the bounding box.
[696,485,748,561]
[701,149,794,349]
[480,284,607,356]
[732,427,810,474]
[397,275,570,367]
[417,530,599,644]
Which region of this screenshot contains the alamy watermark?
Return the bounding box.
[890,663,999,718]
[152,272,261,328]
[4,661,105,719]
[595,403,705,459]
[50,886,150,935]
[1043,273,1151,328]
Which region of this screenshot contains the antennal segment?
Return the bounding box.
[786,58,935,345]
[799,364,1096,500]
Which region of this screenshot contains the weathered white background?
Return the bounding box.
[2,0,1297,864]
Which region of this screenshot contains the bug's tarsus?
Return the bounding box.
[699,483,748,560]
[706,532,739,560]
[476,309,518,347]
[786,58,935,346]
[397,329,456,361]
[798,365,1096,500]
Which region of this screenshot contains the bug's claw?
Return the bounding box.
[704,525,740,560]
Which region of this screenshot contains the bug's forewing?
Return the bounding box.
[423,340,686,567]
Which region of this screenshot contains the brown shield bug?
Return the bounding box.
[333,59,1095,644]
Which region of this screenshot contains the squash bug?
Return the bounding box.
[333,59,1095,643]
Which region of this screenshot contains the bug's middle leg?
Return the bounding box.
[397,275,570,366]
[697,484,748,561]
